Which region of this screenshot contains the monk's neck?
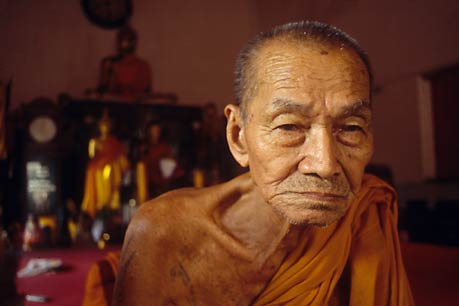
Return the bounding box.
[219,177,301,266]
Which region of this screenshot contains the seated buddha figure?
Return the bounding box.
[98,25,152,99]
[81,111,129,218]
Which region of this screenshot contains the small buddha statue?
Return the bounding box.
[97,25,152,99]
[136,120,184,203]
[81,110,129,218]
[85,25,179,103]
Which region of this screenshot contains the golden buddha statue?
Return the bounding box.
[81,110,129,218]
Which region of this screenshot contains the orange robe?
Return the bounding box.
[252,174,414,306]
[82,175,414,306]
[81,136,129,218]
[82,251,120,306]
[108,54,151,97]
[137,142,184,201]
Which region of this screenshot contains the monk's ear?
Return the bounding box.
[224,104,249,167]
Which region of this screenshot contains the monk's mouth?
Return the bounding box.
[291,192,348,202]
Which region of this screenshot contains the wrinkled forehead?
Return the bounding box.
[251,39,370,96]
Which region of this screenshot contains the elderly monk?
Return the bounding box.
[112,21,414,306]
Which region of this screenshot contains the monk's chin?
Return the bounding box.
[272,202,349,227]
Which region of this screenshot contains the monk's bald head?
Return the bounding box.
[234,21,373,121]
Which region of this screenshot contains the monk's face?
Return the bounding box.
[231,40,373,227]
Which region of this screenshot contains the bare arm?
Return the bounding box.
[111,178,295,306]
[112,204,188,306]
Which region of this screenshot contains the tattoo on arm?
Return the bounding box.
[169,263,196,306]
[169,263,191,285]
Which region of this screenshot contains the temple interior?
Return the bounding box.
[0,0,458,305]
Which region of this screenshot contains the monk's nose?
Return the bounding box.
[298,126,340,179]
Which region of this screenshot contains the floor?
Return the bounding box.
[15,245,121,306]
[12,242,459,306]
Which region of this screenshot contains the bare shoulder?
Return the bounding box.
[119,186,215,266]
[129,185,216,233]
[112,174,256,306]
[112,185,225,306]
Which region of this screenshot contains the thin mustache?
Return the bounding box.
[279,176,350,196]
[279,191,348,197]
[295,191,347,197]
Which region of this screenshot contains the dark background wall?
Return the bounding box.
[1,0,458,184]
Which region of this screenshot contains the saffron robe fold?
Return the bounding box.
[82,175,414,306]
[252,174,414,306]
[82,251,120,306]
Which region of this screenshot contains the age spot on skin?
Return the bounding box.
[320,50,329,55]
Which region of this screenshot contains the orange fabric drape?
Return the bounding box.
[252,174,414,306]
[82,251,120,306]
[81,137,129,218]
[81,175,414,306]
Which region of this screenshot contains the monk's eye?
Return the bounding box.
[272,123,305,146]
[276,124,299,131]
[336,124,367,146]
[342,125,364,133]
